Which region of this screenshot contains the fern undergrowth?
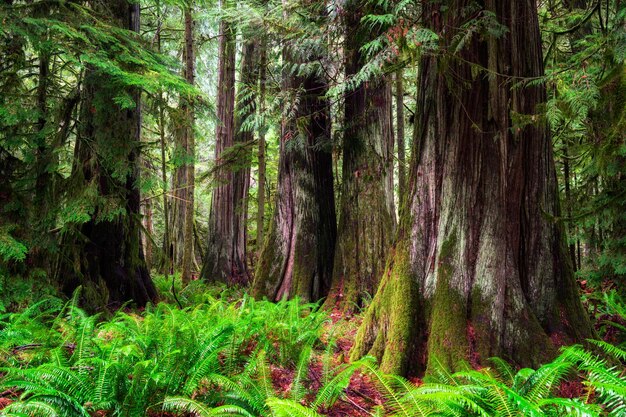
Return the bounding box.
[0,284,624,417]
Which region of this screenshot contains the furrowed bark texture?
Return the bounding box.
[168,7,196,282]
[326,1,396,311]
[252,37,337,302]
[201,8,243,284]
[351,0,593,376]
[229,38,259,283]
[256,40,268,255]
[396,69,406,202]
[55,1,156,311]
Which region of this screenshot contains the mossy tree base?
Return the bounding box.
[351,0,594,376]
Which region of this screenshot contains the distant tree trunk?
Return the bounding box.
[229,38,259,282]
[326,1,396,311]
[141,193,154,270]
[201,2,241,283]
[168,6,196,282]
[396,69,406,202]
[562,144,578,271]
[55,1,156,311]
[256,40,268,255]
[252,7,336,301]
[180,6,196,284]
[154,4,171,275]
[351,0,593,376]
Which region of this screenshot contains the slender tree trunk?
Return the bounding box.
[169,6,196,281]
[201,2,241,283]
[256,40,268,255]
[153,4,171,275]
[351,0,593,376]
[142,191,154,270]
[252,4,336,301]
[396,69,406,202]
[562,144,578,271]
[180,6,196,284]
[229,38,259,282]
[326,1,396,311]
[55,1,156,311]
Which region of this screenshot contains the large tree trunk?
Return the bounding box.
[396,69,406,202]
[252,10,337,301]
[201,2,239,283]
[326,1,396,311]
[351,0,594,376]
[55,1,156,311]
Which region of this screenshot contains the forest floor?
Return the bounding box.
[0,276,625,416]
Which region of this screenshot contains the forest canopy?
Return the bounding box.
[0,0,625,416]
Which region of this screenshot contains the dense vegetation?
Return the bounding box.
[1,282,626,416]
[0,0,624,415]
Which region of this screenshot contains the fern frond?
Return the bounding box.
[266,398,322,417]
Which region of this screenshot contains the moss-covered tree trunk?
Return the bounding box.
[351,0,594,376]
[252,6,336,301]
[54,1,156,311]
[326,1,396,312]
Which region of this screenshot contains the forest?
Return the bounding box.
[0,0,624,416]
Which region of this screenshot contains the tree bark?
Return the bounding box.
[252,9,337,301]
[351,0,594,376]
[180,6,196,284]
[326,1,397,311]
[201,2,243,283]
[256,39,268,255]
[396,69,406,202]
[168,6,196,282]
[229,38,260,283]
[55,1,156,311]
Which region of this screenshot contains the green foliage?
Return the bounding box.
[1,285,625,416]
[0,288,364,416]
[0,227,27,263]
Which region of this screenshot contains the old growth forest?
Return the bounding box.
[0,0,625,416]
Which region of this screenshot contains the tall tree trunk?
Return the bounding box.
[256,40,268,255]
[153,3,171,275]
[201,2,240,283]
[229,38,259,282]
[142,199,154,270]
[55,1,156,311]
[168,6,196,281]
[180,6,196,284]
[351,0,593,376]
[562,144,578,271]
[326,1,396,311]
[396,69,406,202]
[252,6,336,301]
